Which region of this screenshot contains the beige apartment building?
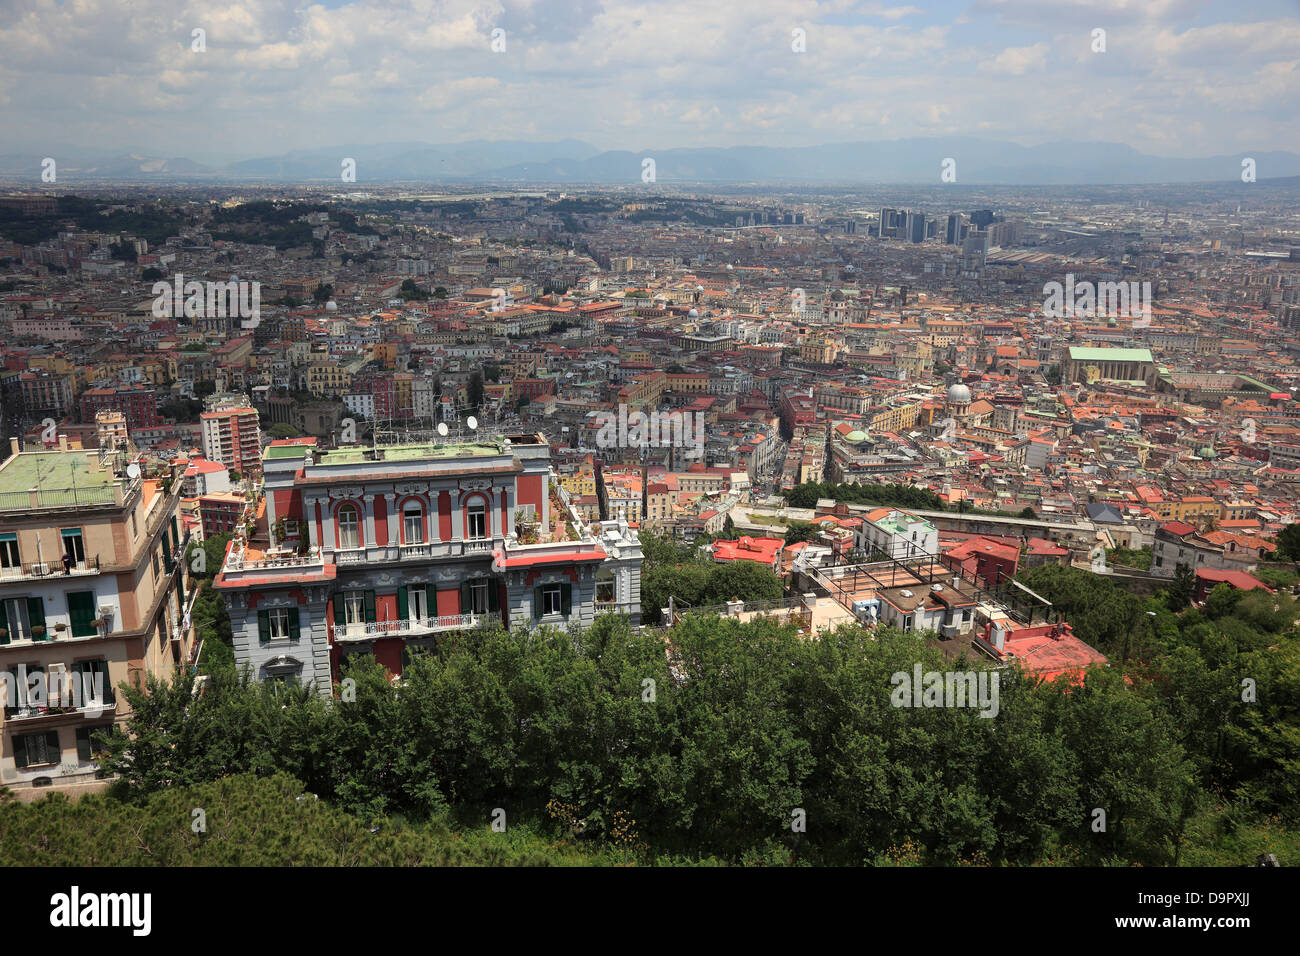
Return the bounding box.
[0,439,195,799]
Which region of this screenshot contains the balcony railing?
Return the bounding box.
[335,613,484,642]
[4,699,117,722]
[224,549,322,573]
[0,556,101,582]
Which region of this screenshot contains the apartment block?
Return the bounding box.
[0,439,195,798]
[200,398,263,478]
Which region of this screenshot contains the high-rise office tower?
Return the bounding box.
[945,214,962,245]
[909,213,927,243]
[878,208,897,238]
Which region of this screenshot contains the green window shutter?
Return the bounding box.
[288,607,300,639]
[257,610,270,643]
[460,582,471,614]
[533,586,543,619]
[170,516,179,553]
[0,600,8,645]
[397,586,408,620]
[45,730,60,762]
[334,596,345,627]
[66,592,94,638]
[561,583,572,615]
[364,591,376,623]
[76,727,93,762]
[28,596,48,638]
[488,583,500,612]
[13,733,28,769]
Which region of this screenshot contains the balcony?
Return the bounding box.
[0,556,101,582]
[334,613,485,643]
[4,698,117,723]
[320,539,502,566]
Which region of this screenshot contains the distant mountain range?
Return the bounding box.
[2,138,1298,185]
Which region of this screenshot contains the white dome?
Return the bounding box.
[946,383,972,405]
[325,300,338,311]
[688,309,699,318]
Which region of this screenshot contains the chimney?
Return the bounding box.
[58,434,68,451]
[10,437,19,457]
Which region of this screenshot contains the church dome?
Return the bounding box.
[946,383,972,405]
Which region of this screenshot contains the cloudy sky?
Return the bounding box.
[1,0,1297,163]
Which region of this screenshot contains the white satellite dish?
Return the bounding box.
[437,422,449,437]
[126,463,141,479]
[466,416,478,431]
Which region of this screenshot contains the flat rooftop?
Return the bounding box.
[315,441,505,465]
[0,449,119,506]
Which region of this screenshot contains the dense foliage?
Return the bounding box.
[637,530,784,622]
[0,772,613,866]
[785,481,944,512]
[64,564,1297,866]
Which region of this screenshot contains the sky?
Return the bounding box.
[0,0,1297,164]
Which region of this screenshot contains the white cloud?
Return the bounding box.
[0,0,1292,160]
[980,42,1050,75]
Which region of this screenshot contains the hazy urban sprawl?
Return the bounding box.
[1,0,1298,878]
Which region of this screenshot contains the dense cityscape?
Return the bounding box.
[0,3,1297,924]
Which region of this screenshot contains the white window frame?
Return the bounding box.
[344,591,366,626]
[268,607,291,640]
[409,586,428,621]
[542,583,562,616]
[470,580,489,614]
[403,504,424,544]
[467,500,488,540]
[338,505,361,550]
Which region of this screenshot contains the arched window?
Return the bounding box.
[466,499,488,540]
[337,504,361,549]
[403,501,424,544]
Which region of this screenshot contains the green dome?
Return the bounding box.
[1198,446,1215,458]
[845,430,868,443]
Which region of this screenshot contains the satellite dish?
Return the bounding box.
[126,463,141,479]
[437,422,449,437]
[466,416,478,431]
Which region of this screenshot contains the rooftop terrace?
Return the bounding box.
[314,441,506,465]
[0,448,124,509]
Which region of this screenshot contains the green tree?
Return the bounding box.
[267,422,301,440]
[700,561,783,606]
[784,521,819,545]
[1275,524,1300,562]
[1168,563,1196,611]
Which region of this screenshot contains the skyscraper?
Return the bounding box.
[945,213,963,245]
[909,212,927,243]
